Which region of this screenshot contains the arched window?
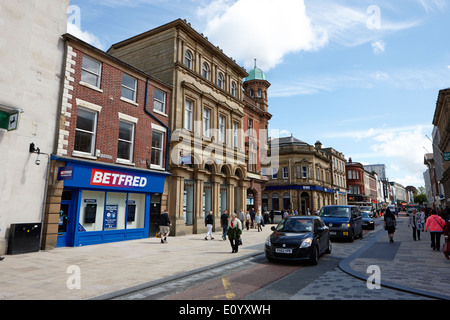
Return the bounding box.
[218,72,224,89]
[202,62,210,80]
[185,50,193,69]
[231,81,236,97]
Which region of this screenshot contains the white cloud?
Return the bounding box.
[67,22,105,50]
[200,0,327,71]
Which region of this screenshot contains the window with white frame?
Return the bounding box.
[122,73,137,102]
[203,108,211,137]
[184,99,193,131]
[248,118,254,137]
[185,50,193,69]
[117,120,134,161]
[218,72,224,89]
[81,55,102,88]
[302,166,308,178]
[202,62,210,80]
[283,167,289,179]
[74,108,97,155]
[233,121,239,148]
[231,81,236,97]
[151,130,164,167]
[154,88,166,114]
[219,114,226,143]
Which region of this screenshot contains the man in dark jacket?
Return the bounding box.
[159,209,171,243]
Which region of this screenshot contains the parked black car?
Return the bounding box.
[264,216,332,265]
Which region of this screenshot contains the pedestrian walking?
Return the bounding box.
[238,209,245,228]
[226,213,242,253]
[245,211,250,230]
[425,209,445,251]
[384,208,396,243]
[159,209,172,244]
[408,208,421,241]
[417,207,426,232]
[255,211,263,232]
[205,211,214,240]
[220,209,229,240]
[250,208,255,228]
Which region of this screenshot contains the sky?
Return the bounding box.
[67,0,450,188]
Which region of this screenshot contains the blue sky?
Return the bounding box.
[68,0,450,188]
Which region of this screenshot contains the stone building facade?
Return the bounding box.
[433,89,450,206]
[108,19,251,236]
[264,136,335,214]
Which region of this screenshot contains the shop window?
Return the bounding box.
[184,180,195,225]
[81,55,102,88]
[74,108,97,155]
[105,192,127,230]
[79,190,105,232]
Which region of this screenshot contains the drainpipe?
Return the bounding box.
[144,78,170,171]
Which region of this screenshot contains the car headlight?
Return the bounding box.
[341,223,350,228]
[300,238,312,248]
[265,237,271,247]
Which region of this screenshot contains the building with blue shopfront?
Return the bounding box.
[53,157,169,248]
[39,34,172,250]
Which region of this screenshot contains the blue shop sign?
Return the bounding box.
[57,158,168,193]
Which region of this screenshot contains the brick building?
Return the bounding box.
[42,34,171,249]
[242,60,272,212]
[346,158,366,205]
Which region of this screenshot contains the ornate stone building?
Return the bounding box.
[432,88,450,206]
[264,136,335,214]
[108,19,251,235]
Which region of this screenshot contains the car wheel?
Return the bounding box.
[309,245,319,265]
[325,238,332,254]
[349,230,354,242]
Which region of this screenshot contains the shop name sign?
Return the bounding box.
[90,169,148,188]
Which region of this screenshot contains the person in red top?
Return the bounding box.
[425,210,446,251]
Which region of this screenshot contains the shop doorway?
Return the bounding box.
[57,190,74,248]
[149,193,161,237]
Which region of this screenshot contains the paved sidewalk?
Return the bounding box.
[340,215,450,300]
[1,214,449,300]
[0,225,273,300]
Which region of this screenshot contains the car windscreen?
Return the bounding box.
[320,207,351,218]
[360,207,371,211]
[276,218,313,232]
[361,212,370,218]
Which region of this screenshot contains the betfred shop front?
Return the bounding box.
[52,157,168,248]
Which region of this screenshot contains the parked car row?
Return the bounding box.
[265,205,377,265]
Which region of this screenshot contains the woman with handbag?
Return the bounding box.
[425,210,445,251]
[227,213,242,253]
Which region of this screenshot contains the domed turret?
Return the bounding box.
[246,59,267,81]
